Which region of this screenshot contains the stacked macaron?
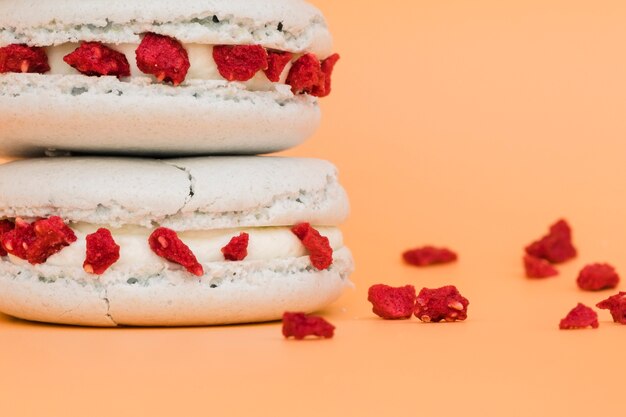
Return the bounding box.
[0,0,353,326]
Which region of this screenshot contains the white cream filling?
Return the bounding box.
[5,224,343,275]
[44,43,294,91]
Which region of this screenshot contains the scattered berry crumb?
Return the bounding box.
[63,42,130,78]
[596,292,626,324]
[84,228,120,275]
[367,284,416,319]
[291,223,333,270]
[213,45,268,82]
[559,303,599,329]
[148,227,203,276]
[136,33,190,85]
[0,44,50,74]
[403,246,458,267]
[414,285,469,322]
[576,263,619,291]
[282,312,335,339]
[221,232,249,261]
[524,255,558,278]
[525,219,577,263]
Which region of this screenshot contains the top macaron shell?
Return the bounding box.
[0,0,336,157]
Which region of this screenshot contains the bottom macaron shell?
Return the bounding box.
[0,248,353,327]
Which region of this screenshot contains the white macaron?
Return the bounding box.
[0,156,353,326]
[0,0,340,156]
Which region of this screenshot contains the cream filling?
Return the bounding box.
[5,224,343,274]
[45,43,294,91]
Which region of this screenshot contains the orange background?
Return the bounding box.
[1,1,626,416]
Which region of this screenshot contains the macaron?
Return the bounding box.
[0,156,353,326]
[0,0,340,156]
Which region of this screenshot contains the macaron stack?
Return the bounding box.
[0,0,353,326]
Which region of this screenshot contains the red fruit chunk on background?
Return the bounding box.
[524,255,558,278]
[213,45,268,82]
[0,220,15,256]
[291,223,333,270]
[221,232,249,261]
[136,33,190,85]
[525,219,577,263]
[282,312,335,339]
[84,228,121,275]
[559,303,599,329]
[596,292,626,324]
[403,246,458,267]
[264,50,293,82]
[367,284,416,319]
[414,285,469,322]
[63,42,130,77]
[576,263,619,291]
[0,44,50,73]
[1,217,77,264]
[148,227,203,276]
[286,53,321,95]
[312,53,340,97]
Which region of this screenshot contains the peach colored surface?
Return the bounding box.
[1,1,626,416]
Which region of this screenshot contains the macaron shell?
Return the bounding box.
[0,248,353,326]
[0,0,333,56]
[0,74,320,157]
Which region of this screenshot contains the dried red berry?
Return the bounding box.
[2,217,77,264]
[221,232,249,261]
[576,263,619,291]
[63,42,130,78]
[213,45,269,82]
[264,50,293,82]
[367,284,416,320]
[136,33,190,85]
[596,292,626,324]
[286,53,321,95]
[312,53,340,97]
[525,219,577,263]
[0,44,50,74]
[414,285,469,322]
[524,255,559,278]
[282,312,335,339]
[403,246,458,267]
[148,227,203,276]
[0,220,15,257]
[84,228,120,275]
[559,303,599,329]
[291,223,333,270]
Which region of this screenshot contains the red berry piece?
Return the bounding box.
[576,263,619,291]
[213,45,269,82]
[291,223,333,270]
[367,284,416,320]
[312,53,340,97]
[524,255,558,278]
[559,303,599,329]
[148,227,203,276]
[2,217,77,264]
[0,220,15,256]
[596,292,626,324]
[84,228,121,275]
[136,33,190,85]
[264,50,293,82]
[0,44,50,74]
[403,246,458,267]
[221,232,249,261]
[414,285,469,323]
[286,53,321,95]
[63,42,130,78]
[282,312,335,339]
[525,219,577,263]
